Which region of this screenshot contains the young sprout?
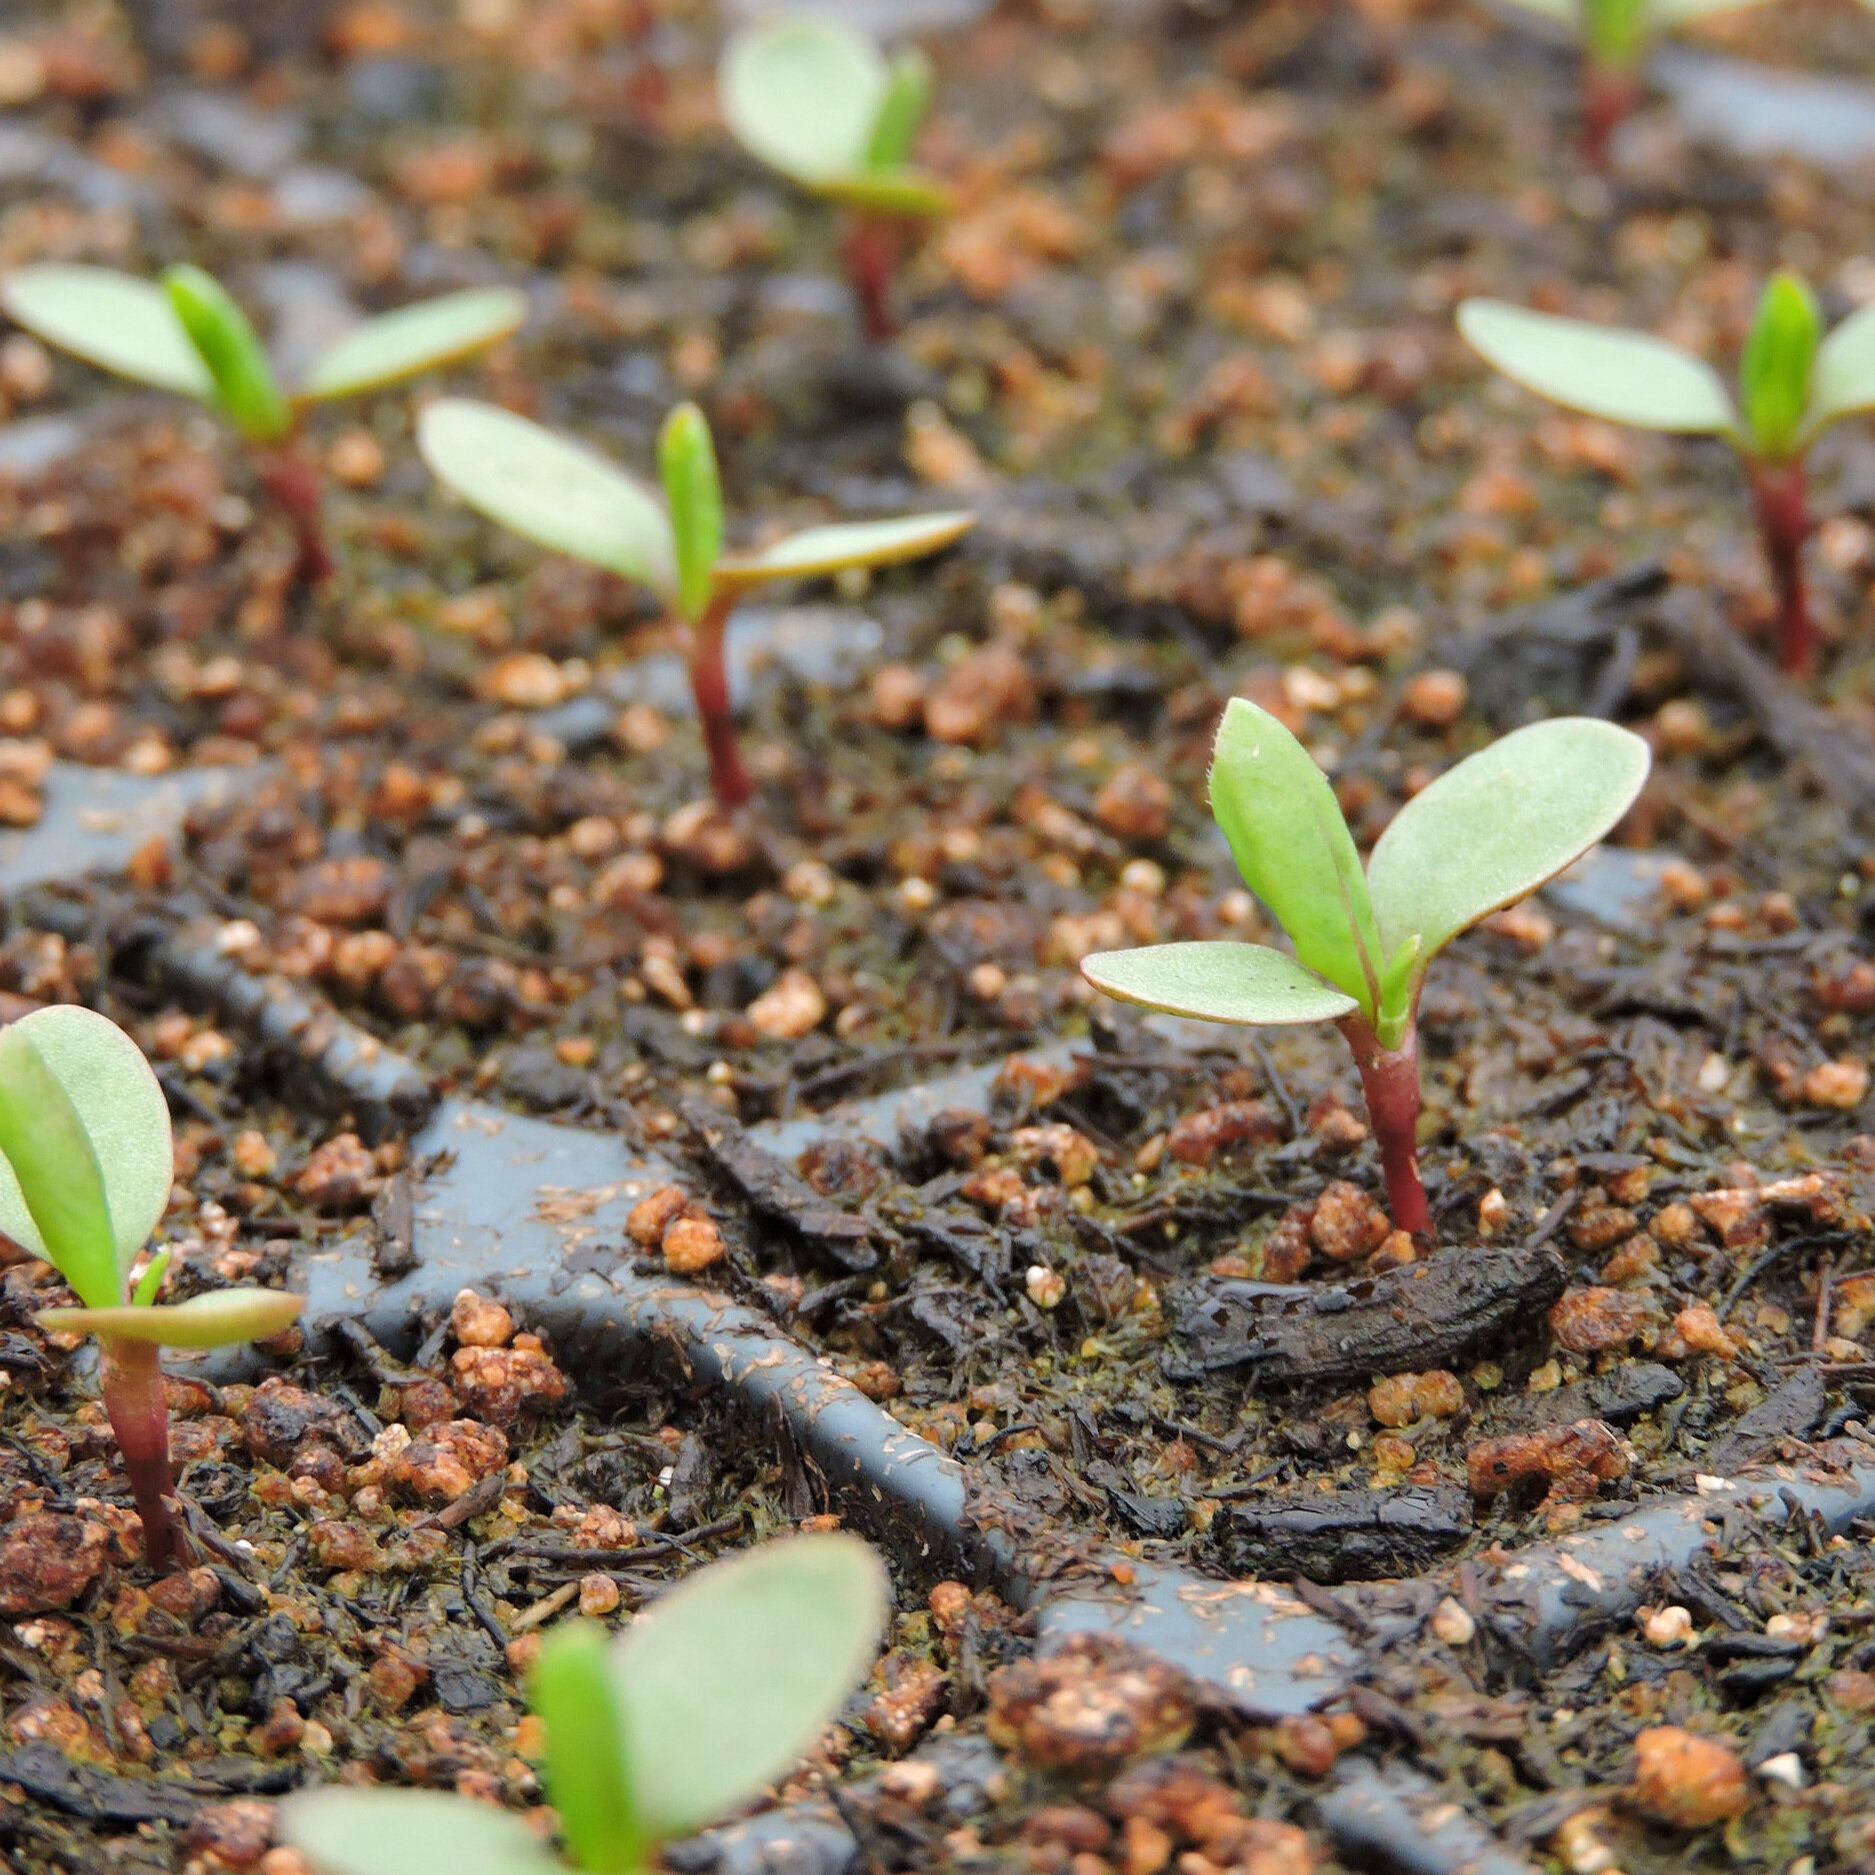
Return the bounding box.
[0,263,526,587]
[0,1007,302,1569]
[1459,272,1875,676]
[282,1533,888,1875]
[417,397,973,809]
[720,17,951,343]
[1496,0,1776,166]
[1082,702,1650,1237]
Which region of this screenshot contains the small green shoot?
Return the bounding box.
[0,1007,302,1567]
[282,1533,889,1875]
[720,18,951,341]
[1497,0,1777,164]
[1459,271,1875,674]
[1082,701,1650,1236]
[418,397,973,809]
[0,263,526,584]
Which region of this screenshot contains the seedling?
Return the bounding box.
[0,263,525,586]
[720,17,951,342]
[1496,0,1776,165]
[1082,702,1649,1236]
[282,1533,888,1875]
[0,1007,302,1568]
[1460,273,1875,675]
[417,397,973,808]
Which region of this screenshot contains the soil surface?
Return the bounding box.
[5,1,1875,1871]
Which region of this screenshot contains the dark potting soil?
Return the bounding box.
[5,0,1875,1870]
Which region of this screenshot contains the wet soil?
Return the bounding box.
[6,0,1875,1870]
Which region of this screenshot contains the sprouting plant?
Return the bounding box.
[282,1532,888,1875]
[720,17,951,343]
[0,1007,302,1569]
[1082,701,1650,1237]
[1495,0,1776,165]
[417,397,973,809]
[1459,272,1875,676]
[0,263,525,587]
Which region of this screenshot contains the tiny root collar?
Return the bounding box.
[255,445,334,589]
[1581,62,1640,171]
[841,212,902,345]
[98,1333,177,1571]
[688,594,754,811]
[1748,456,1814,676]
[1339,1013,1430,1238]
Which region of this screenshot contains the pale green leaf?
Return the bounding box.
[0,1007,171,1307]
[720,18,887,186]
[39,1289,302,1349]
[658,402,724,625]
[1805,303,1875,438]
[162,264,292,442]
[418,399,678,596]
[1080,943,1357,1027]
[0,1030,117,1310]
[1584,0,1648,62]
[616,1534,887,1841]
[866,50,932,171]
[715,512,974,588]
[1208,698,1384,1013]
[532,1622,639,1874]
[131,1248,170,1307]
[282,1790,563,1875]
[1737,271,1819,461]
[1457,298,1738,435]
[0,265,211,399]
[1366,718,1651,988]
[300,287,527,401]
[819,167,954,218]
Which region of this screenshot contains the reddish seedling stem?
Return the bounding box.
[1581,63,1640,172]
[1339,1013,1430,1237]
[98,1335,177,1571]
[254,444,334,590]
[623,0,667,129]
[688,593,753,810]
[1748,456,1813,677]
[841,213,902,345]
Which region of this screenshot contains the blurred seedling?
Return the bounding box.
[1082,701,1649,1236]
[0,1007,302,1569]
[283,1533,888,1875]
[0,263,525,586]
[720,17,951,342]
[1460,271,1875,675]
[1495,0,1775,165]
[418,397,972,809]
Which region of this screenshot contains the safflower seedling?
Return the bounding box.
[1496,0,1776,165]
[1082,701,1650,1236]
[1460,272,1875,675]
[720,17,950,342]
[0,1007,302,1569]
[283,1533,888,1875]
[0,263,525,586]
[418,397,973,808]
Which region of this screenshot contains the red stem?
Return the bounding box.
[254,444,333,590]
[1338,1013,1430,1237]
[688,594,753,811]
[1748,456,1813,678]
[1581,62,1640,172]
[98,1335,177,1571]
[841,213,902,345]
[623,0,666,130]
